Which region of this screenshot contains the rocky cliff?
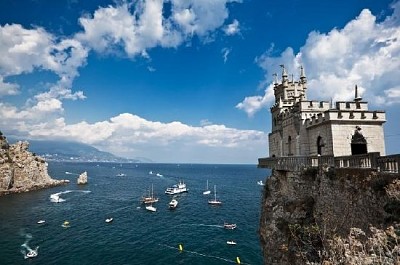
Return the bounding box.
[260,166,400,264]
[0,133,67,196]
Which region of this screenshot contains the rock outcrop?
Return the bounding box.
[0,132,68,196]
[259,166,400,264]
[77,171,88,185]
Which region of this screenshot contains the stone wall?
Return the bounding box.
[259,167,400,264]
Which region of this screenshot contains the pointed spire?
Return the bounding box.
[280,64,287,78]
[300,65,306,78]
[354,84,362,102]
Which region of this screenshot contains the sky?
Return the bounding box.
[0,0,399,164]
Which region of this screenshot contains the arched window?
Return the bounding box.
[351,126,367,155]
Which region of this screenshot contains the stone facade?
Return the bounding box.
[268,66,386,158]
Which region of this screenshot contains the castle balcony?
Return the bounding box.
[258,152,400,173]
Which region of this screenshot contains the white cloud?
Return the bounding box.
[221,47,231,63]
[0,112,267,163]
[223,19,240,35]
[238,3,400,116]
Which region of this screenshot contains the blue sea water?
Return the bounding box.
[0,162,270,265]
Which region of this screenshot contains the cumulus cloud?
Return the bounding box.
[0,112,267,163]
[223,19,240,35]
[238,3,400,116]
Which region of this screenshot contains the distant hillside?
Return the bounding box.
[7,138,148,163]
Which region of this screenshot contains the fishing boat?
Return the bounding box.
[169,199,178,209]
[141,184,159,204]
[226,240,237,245]
[146,204,157,212]
[224,222,237,230]
[105,218,113,223]
[203,180,211,195]
[165,181,188,195]
[208,185,222,205]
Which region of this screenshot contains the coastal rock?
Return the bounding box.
[259,167,400,264]
[0,132,68,196]
[77,171,88,185]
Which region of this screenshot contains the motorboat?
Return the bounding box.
[37,220,46,224]
[203,180,211,195]
[226,240,237,245]
[224,222,237,230]
[257,180,265,186]
[169,199,178,209]
[105,218,113,223]
[146,204,157,212]
[61,221,70,228]
[116,173,126,177]
[141,184,159,204]
[26,249,38,258]
[165,181,188,195]
[208,185,222,205]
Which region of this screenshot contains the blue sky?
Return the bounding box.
[0,0,399,164]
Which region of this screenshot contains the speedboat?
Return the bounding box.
[26,250,38,258]
[224,223,237,230]
[105,218,113,223]
[61,221,70,228]
[227,240,237,245]
[169,199,178,209]
[146,204,157,212]
[37,220,46,224]
[165,181,188,195]
[257,180,265,186]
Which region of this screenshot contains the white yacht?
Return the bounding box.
[165,181,188,195]
[146,204,157,212]
[203,180,211,195]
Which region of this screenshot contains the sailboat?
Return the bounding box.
[203,180,211,195]
[141,184,159,204]
[208,185,222,205]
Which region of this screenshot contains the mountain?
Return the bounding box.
[7,138,146,163]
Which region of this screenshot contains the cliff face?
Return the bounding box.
[0,133,67,196]
[259,166,400,264]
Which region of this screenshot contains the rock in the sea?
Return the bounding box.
[77,171,88,185]
[0,132,68,196]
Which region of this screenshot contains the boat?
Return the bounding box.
[116,173,126,177]
[165,181,188,195]
[146,204,157,212]
[156,173,163,177]
[224,222,237,230]
[257,180,265,186]
[61,221,70,228]
[26,249,38,258]
[227,240,237,245]
[208,185,222,205]
[141,184,159,204]
[37,220,46,224]
[203,180,211,195]
[105,218,113,223]
[169,199,178,209]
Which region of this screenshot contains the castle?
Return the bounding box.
[268,65,386,158]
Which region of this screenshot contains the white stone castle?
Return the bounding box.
[268,65,386,158]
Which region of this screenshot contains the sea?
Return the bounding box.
[0,162,270,265]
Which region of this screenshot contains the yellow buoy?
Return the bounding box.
[179,244,183,252]
[236,256,241,264]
